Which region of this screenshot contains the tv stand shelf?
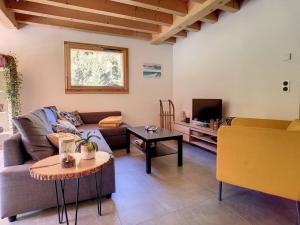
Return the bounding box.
[173,121,218,153]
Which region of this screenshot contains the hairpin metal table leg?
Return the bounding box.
[74,178,80,225]
[54,181,62,224]
[95,168,103,216]
[60,180,69,225]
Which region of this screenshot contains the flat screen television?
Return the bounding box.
[192,99,222,123]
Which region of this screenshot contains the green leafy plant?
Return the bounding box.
[1,55,22,117]
[75,132,101,153]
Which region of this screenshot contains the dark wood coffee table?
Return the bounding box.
[126,126,183,174]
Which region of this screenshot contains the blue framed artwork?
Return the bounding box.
[143,63,162,78]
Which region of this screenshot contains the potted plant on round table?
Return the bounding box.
[75,132,101,160]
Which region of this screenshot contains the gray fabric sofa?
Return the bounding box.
[0,110,124,222]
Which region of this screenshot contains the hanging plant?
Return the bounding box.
[0,55,22,118]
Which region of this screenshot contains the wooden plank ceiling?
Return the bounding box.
[1,0,242,45]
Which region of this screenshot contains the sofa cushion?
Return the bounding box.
[99,123,128,137]
[79,111,121,124]
[287,119,300,131]
[12,109,56,161]
[78,124,112,154]
[58,111,84,127]
[70,110,84,126]
[51,119,81,135]
[43,107,58,124]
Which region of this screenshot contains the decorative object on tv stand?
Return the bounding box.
[160,99,175,130]
[75,132,101,160]
[59,137,76,168]
[182,111,190,123]
[143,63,161,77]
[0,54,22,133]
[209,119,220,130]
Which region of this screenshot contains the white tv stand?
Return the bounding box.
[173,121,218,153]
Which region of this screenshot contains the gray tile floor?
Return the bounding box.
[0,143,297,225]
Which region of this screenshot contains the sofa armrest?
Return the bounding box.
[0,163,43,218]
[216,126,300,201]
[231,118,291,130]
[3,133,28,167]
[79,111,121,124]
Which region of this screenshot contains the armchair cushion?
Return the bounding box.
[231,118,291,130]
[287,119,300,132]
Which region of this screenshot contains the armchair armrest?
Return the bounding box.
[216,126,300,201]
[232,118,291,130]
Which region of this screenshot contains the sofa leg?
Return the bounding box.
[296,201,300,225]
[105,194,112,199]
[8,215,17,222]
[218,182,223,201]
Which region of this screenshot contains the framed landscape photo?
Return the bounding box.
[143,63,162,78]
[64,41,129,94]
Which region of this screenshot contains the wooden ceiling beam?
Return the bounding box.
[110,0,187,16]
[165,37,176,45]
[151,0,231,44]
[7,0,160,33]
[185,21,201,32]
[0,0,17,28]
[219,0,240,13]
[25,0,173,26]
[174,30,187,38]
[199,11,218,24]
[15,13,153,40]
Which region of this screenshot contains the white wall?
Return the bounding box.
[173,0,300,120]
[1,0,299,125]
[0,25,173,126]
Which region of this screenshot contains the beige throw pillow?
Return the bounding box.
[47,133,80,148]
[99,116,123,128]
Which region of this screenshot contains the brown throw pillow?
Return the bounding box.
[12,109,56,161]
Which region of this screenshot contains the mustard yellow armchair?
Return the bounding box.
[216,118,300,224]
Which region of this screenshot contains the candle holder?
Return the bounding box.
[59,137,76,168]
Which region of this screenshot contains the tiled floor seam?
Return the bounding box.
[221,201,252,225]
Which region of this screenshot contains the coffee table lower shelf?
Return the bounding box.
[131,141,178,158]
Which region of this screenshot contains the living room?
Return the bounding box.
[0,0,299,225]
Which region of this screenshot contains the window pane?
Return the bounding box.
[70,48,124,87]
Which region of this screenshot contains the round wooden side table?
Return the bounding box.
[30,152,111,225]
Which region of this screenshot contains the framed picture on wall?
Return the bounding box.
[143,63,161,78]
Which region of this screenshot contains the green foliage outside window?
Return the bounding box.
[71,49,123,87]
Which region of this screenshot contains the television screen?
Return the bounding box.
[192,99,222,123]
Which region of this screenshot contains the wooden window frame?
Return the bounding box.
[64,41,129,94]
